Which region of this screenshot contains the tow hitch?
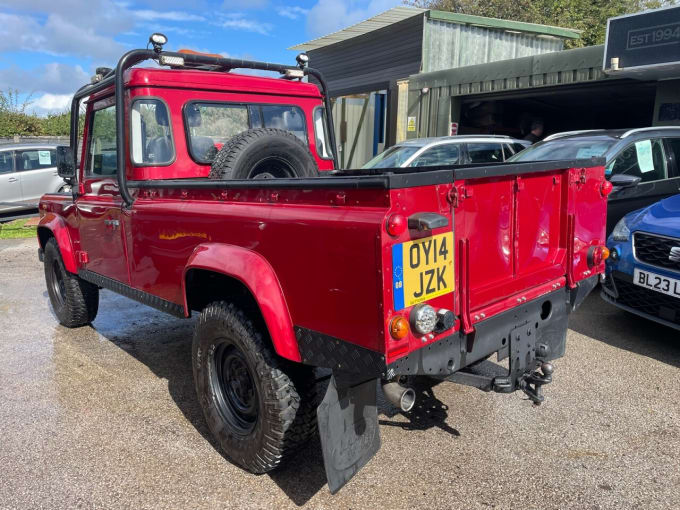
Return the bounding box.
[443,319,557,404]
[517,362,553,404]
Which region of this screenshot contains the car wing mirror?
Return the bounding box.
[56,146,75,179]
[609,174,641,188]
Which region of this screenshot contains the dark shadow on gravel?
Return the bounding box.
[378,378,461,437]
[569,292,680,369]
[88,291,330,506]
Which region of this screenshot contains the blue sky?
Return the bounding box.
[0,0,402,115]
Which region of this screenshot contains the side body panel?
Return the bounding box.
[128,187,390,352]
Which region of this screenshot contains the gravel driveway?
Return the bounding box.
[1,238,678,509]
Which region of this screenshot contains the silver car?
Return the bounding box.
[362,135,530,169]
[0,145,69,212]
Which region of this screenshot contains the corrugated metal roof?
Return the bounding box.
[289,7,427,51]
[423,18,565,73]
[427,11,580,39]
[290,7,580,52]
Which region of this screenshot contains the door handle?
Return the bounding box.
[104,219,120,229]
[8,177,18,183]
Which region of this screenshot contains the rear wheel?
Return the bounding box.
[192,301,317,473]
[44,238,99,327]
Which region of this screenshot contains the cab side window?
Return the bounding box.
[130,99,175,165]
[410,144,460,167]
[87,104,117,177]
[0,151,14,173]
[607,138,667,183]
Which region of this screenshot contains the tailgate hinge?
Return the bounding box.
[449,186,473,208]
[514,176,524,191]
[570,168,587,186]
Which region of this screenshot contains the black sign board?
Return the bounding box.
[604,6,680,72]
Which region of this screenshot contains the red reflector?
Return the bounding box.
[386,214,406,237]
[587,245,606,267]
[601,180,613,197]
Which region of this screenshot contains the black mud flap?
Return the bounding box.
[316,375,381,494]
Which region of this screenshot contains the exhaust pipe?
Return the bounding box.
[381,380,416,412]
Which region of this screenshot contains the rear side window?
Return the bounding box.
[87,104,117,176]
[184,102,307,164]
[313,108,333,160]
[467,143,504,163]
[131,99,174,166]
[0,151,14,173]
[410,144,460,167]
[606,138,667,183]
[16,149,55,171]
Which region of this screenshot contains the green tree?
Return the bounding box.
[407,0,675,48]
[0,89,85,138]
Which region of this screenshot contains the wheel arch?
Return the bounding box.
[183,243,301,362]
[37,214,78,274]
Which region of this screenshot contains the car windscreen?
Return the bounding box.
[506,138,616,162]
[362,145,420,169]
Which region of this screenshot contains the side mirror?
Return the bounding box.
[609,174,641,188]
[56,146,75,179]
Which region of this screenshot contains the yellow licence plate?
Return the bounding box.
[392,232,454,310]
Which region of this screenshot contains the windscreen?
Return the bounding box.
[507,138,616,162]
[362,145,420,169]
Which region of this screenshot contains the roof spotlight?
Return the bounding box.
[149,33,168,53]
[296,52,309,69]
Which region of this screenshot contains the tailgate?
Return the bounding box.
[454,161,607,317]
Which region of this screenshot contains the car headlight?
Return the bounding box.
[410,304,437,335]
[611,217,630,242]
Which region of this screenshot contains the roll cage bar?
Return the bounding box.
[69,48,338,207]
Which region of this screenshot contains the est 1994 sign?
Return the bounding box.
[605,6,680,72]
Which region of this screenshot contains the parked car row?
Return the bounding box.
[362,135,529,169]
[364,127,680,332]
[0,144,69,213]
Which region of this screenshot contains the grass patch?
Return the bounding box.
[0,218,38,239]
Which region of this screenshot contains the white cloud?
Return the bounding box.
[0,0,134,61]
[32,93,73,114]
[277,6,309,20]
[306,0,401,37]
[218,13,273,35]
[132,10,206,22]
[0,63,90,95]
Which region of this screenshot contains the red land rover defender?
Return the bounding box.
[37,35,610,493]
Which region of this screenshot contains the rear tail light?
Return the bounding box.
[410,304,437,335]
[587,245,609,267]
[386,214,406,237]
[601,180,613,197]
[389,316,409,340]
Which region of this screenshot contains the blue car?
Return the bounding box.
[602,193,680,331]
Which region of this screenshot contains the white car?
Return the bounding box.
[362,135,530,169]
[0,145,69,212]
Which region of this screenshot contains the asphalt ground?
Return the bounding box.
[1,237,679,509]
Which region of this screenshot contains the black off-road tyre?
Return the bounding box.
[192,301,318,473]
[209,128,319,180]
[44,238,99,327]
